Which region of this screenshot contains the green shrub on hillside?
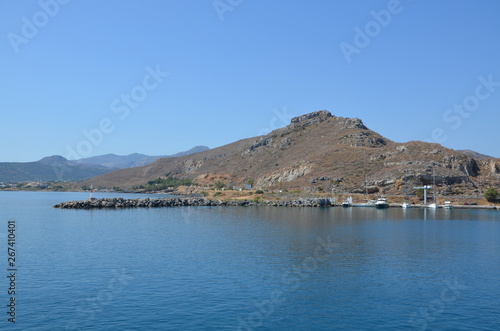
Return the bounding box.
[214,181,225,189]
[485,188,499,202]
[415,188,425,200]
[139,176,193,191]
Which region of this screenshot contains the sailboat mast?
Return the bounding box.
[432,168,436,202]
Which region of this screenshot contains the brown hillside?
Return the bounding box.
[83,110,499,195]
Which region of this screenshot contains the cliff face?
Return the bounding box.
[84,110,498,195]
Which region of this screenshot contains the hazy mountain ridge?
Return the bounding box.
[83,110,500,196]
[75,146,210,169]
[0,156,113,183]
[0,146,210,183]
[457,150,494,160]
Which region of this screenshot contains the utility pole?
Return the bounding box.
[365,173,368,196]
[414,185,432,205]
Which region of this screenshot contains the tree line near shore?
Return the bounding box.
[485,188,499,202]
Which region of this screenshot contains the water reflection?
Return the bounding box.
[2,191,499,330]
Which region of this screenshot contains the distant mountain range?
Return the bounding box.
[0,146,210,183]
[83,110,500,196]
[75,146,210,169]
[0,155,112,183]
[457,150,494,160]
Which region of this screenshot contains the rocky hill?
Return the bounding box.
[83,110,500,196]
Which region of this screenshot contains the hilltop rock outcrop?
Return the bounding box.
[291,110,332,125]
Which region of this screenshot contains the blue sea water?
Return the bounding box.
[0,191,499,330]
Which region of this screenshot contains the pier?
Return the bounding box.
[54,197,497,209]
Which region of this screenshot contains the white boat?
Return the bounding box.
[443,201,453,209]
[428,203,439,209]
[402,201,411,208]
[375,197,389,209]
[341,196,353,207]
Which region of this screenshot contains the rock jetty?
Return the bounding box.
[53,197,334,209]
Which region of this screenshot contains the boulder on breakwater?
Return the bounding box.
[53,197,334,209]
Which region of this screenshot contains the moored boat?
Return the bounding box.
[341,196,353,207]
[375,197,389,209]
[428,202,439,209]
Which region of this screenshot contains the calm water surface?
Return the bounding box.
[1,191,499,330]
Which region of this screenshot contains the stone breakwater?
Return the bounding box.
[53,197,335,209]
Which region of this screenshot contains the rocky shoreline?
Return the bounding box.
[53,197,334,209]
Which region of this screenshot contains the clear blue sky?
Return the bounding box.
[1,0,499,162]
